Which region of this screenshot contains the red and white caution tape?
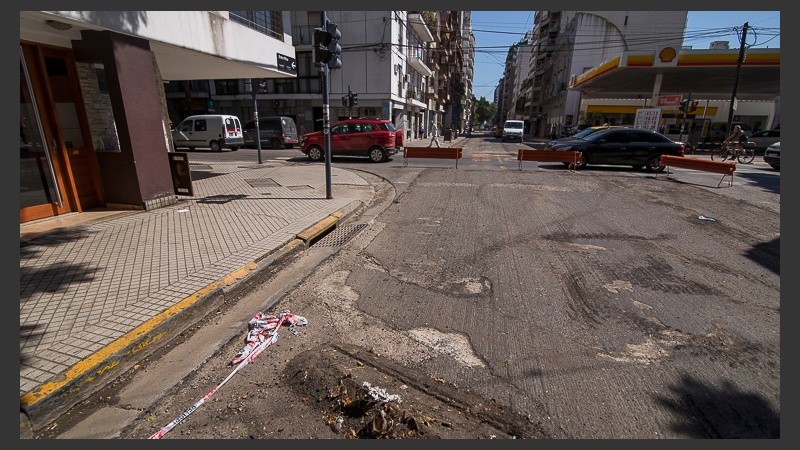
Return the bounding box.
[148,310,307,439]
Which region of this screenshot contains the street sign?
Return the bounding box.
[277,53,297,75]
[657,95,682,107]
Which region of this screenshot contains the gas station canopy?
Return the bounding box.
[570,47,780,101]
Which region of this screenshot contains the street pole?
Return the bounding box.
[678,90,691,143]
[348,84,352,119]
[726,22,748,132]
[251,78,263,164]
[321,11,333,199]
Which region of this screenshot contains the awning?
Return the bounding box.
[570,48,779,101]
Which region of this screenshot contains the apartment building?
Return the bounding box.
[163,11,473,143]
[19,11,294,223]
[520,11,688,137]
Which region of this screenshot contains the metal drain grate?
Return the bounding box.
[312,223,368,247]
[198,194,248,204]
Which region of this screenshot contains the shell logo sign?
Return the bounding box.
[655,47,679,67]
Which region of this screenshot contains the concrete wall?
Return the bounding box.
[48,11,294,70]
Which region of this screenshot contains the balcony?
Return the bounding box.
[407,13,434,42]
[408,55,433,77]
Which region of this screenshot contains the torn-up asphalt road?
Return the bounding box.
[38,165,779,439]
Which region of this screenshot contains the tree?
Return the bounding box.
[473,97,496,127]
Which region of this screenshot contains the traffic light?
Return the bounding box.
[679,99,689,113]
[349,92,358,107]
[689,100,699,113]
[313,20,342,70]
[342,95,348,107]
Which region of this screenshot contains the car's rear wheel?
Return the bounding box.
[270,138,281,149]
[285,144,294,149]
[306,145,323,162]
[645,155,664,172]
[769,163,779,170]
[368,146,388,163]
[210,141,222,152]
[230,146,239,151]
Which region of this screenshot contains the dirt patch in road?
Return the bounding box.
[279,343,550,439]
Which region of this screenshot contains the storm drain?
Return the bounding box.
[312,223,368,248]
[198,194,248,204]
[287,185,314,191]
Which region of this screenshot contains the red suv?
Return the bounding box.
[300,119,402,163]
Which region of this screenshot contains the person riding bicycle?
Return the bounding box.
[724,125,748,159]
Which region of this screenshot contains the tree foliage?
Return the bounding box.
[473,97,496,126]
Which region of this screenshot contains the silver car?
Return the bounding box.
[763,141,780,170]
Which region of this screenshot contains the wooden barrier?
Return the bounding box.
[517,149,582,171]
[403,146,463,168]
[659,155,736,187]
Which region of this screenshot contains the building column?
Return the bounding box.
[73,30,175,210]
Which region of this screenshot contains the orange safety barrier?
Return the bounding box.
[659,155,736,187]
[517,149,582,170]
[403,146,463,168]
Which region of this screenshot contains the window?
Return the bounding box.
[194,119,207,132]
[332,124,350,134]
[215,80,239,95]
[229,11,284,40]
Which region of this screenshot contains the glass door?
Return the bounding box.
[20,50,62,219]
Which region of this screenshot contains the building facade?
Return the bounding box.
[162,11,474,144]
[19,11,295,223]
[521,11,688,137]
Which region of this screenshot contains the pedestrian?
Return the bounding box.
[429,122,441,148]
[420,123,425,140]
[299,123,307,137]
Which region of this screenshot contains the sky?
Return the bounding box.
[470,11,781,101]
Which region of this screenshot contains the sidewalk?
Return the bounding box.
[19,161,375,428]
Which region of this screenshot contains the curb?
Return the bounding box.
[20,199,366,434]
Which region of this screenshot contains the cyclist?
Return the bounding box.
[723,125,748,160]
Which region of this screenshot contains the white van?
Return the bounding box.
[502,120,524,142]
[171,114,244,151]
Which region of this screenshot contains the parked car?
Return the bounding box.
[171,114,243,152]
[746,129,780,152]
[763,141,780,170]
[243,116,299,149]
[300,118,402,163]
[544,127,686,172]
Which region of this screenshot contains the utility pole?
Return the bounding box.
[726,22,748,132]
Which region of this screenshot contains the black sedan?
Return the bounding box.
[544,128,686,172]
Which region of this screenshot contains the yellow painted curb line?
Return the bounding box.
[296,210,343,243]
[20,262,258,408]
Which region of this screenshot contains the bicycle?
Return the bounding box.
[711,142,755,164]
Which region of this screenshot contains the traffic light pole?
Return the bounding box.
[251,78,263,164]
[678,91,691,143]
[321,12,333,199]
